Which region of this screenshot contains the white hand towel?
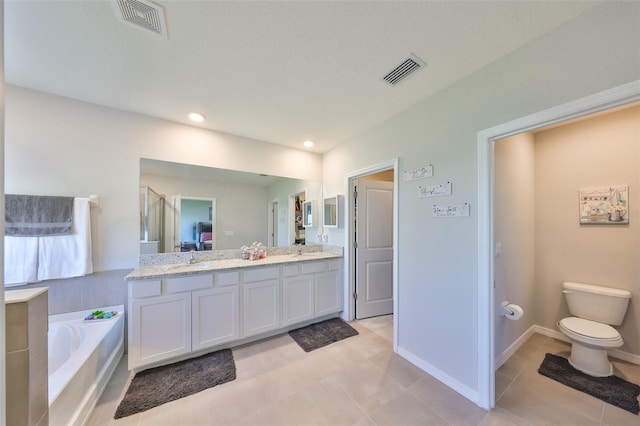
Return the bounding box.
[38,197,93,280]
[3,236,39,286]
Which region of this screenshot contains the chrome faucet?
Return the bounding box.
[295,244,302,255]
[189,250,197,264]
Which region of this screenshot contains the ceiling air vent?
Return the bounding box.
[113,0,168,38]
[382,54,425,86]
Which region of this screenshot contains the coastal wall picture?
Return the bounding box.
[579,185,629,225]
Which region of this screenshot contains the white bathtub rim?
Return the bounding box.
[75,341,124,426]
[48,304,124,405]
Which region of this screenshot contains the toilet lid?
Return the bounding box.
[560,317,620,340]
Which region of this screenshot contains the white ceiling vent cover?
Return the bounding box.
[382,54,425,86]
[113,0,168,38]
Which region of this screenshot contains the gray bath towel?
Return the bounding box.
[5,194,74,236]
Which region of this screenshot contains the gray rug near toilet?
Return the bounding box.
[538,353,639,414]
[114,349,236,419]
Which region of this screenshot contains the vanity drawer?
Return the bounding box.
[216,271,240,287]
[327,259,342,272]
[163,274,213,294]
[301,261,326,275]
[243,266,279,283]
[131,280,161,299]
[282,264,300,277]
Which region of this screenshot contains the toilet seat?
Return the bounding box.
[558,317,623,348]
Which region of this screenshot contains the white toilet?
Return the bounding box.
[557,281,631,377]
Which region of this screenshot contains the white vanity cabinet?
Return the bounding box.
[129,287,192,369]
[128,255,343,370]
[192,286,240,351]
[282,264,315,326]
[243,266,281,337]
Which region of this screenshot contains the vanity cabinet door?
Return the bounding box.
[129,293,191,369]
[315,270,343,317]
[282,275,314,326]
[243,279,281,337]
[192,286,240,351]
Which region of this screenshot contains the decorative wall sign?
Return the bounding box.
[432,203,470,217]
[579,185,628,224]
[404,165,433,182]
[418,182,451,198]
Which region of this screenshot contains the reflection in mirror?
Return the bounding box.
[140,158,322,255]
[323,196,338,227]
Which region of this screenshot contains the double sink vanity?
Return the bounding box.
[125,246,344,370]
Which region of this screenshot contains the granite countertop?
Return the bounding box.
[126,251,342,281]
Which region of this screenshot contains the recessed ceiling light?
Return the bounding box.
[188,112,205,122]
[303,140,314,148]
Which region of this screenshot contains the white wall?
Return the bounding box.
[322,2,640,398]
[494,133,536,359]
[5,86,322,270]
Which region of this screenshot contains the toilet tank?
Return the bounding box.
[562,282,631,325]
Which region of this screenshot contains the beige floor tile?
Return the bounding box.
[137,396,188,426]
[476,406,538,426]
[88,323,639,426]
[265,354,328,401]
[525,333,547,347]
[275,378,366,425]
[512,341,540,362]
[611,358,640,385]
[495,354,527,381]
[601,400,640,425]
[223,400,296,426]
[345,328,393,358]
[368,350,426,388]
[326,357,406,414]
[368,391,449,426]
[408,374,487,426]
[540,336,571,354]
[497,367,603,425]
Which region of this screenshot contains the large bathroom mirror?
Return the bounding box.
[139,158,323,255]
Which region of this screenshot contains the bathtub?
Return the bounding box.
[48,305,124,426]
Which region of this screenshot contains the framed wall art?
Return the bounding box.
[579,185,629,224]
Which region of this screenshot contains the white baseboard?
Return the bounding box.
[397,346,480,406]
[495,324,640,369]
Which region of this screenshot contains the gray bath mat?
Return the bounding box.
[538,353,639,414]
[114,349,236,418]
[289,318,359,352]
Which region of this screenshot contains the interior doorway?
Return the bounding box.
[170,195,216,252]
[353,174,394,319]
[291,192,306,245]
[477,80,640,410]
[346,159,399,348]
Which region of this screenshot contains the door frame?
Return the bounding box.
[345,158,399,351]
[268,199,279,247]
[476,80,640,409]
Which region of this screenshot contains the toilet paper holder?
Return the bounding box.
[500,301,524,319]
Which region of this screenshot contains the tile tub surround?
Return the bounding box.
[5,287,49,426]
[139,244,343,267]
[129,247,343,280]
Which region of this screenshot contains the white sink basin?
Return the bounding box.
[162,262,215,271]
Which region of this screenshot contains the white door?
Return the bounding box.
[355,179,394,319]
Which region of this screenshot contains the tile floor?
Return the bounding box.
[86,316,639,425]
